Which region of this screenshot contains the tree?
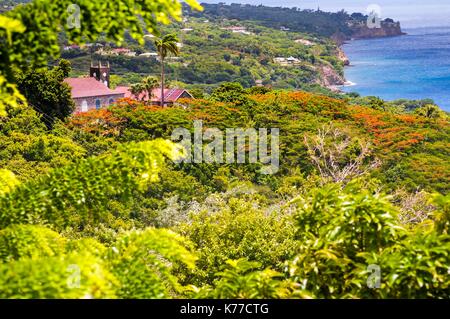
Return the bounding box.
[109,74,124,90]
[0,0,202,114]
[141,76,159,103]
[288,182,450,298]
[414,104,446,119]
[209,82,247,104]
[304,125,380,184]
[0,169,19,196]
[154,34,180,106]
[0,139,185,230]
[368,96,387,111]
[16,60,75,128]
[57,59,71,78]
[130,83,145,101]
[129,77,159,103]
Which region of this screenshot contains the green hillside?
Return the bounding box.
[61,18,347,91]
[0,0,449,300]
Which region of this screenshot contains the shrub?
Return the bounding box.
[107,228,197,298]
[177,192,299,285]
[0,251,116,299]
[288,182,450,298]
[0,224,66,262]
[193,259,297,299]
[0,139,184,229]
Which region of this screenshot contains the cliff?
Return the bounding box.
[316,64,346,91]
[349,21,406,40]
[336,47,350,66]
[332,20,405,45]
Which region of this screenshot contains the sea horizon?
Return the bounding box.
[341,26,450,111]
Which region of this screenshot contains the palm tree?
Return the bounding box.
[415,104,444,119]
[130,83,144,101]
[141,76,159,103]
[154,34,180,106]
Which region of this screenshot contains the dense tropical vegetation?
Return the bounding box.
[61,15,347,92]
[0,0,449,299]
[185,2,360,37]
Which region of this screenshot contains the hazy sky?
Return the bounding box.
[201,0,450,28]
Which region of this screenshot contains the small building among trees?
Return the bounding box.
[64,61,193,112]
[114,86,193,106]
[64,62,125,113]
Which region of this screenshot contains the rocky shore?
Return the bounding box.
[325,19,405,90]
[332,19,406,45]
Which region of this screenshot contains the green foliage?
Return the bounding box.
[0,90,448,298]
[0,139,184,229]
[0,1,448,299]
[0,74,26,116]
[0,169,19,195]
[432,193,450,235]
[154,33,180,105]
[109,74,124,90]
[0,104,86,181]
[1,0,201,80]
[0,251,117,298]
[361,231,450,298]
[141,76,159,99]
[177,191,299,285]
[62,14,346,91]
[154,33,180,60]
[0,224,66,262]
[415,104,447,119]
[129,75,160,102]
[187,3,353,37]
[194,259,296,299]
[210,82,247,104]
[16,61,75,127]
[367,96,387,111]
[107,228,196,298]
[288,182,450,298]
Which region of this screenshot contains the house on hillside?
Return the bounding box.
[114,86,193,106]
[139,52,159,59]
[96,48,136,57]
[63,44,81,51]
[274,56,302,66]
[64,61,193,111]
[64,62,125,112]
[221,26,252,35]
[294,38,314,46]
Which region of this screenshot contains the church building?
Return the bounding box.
[64,61,194,112]
[64,62,125,113]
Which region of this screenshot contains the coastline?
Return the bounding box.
[336,28,450,111]
[330,32,407,93]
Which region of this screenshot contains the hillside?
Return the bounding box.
[185,3,405,42]
[1,86,449,298]
[62,17,348,92]
[60,3,404,93]
[1,0,449,301]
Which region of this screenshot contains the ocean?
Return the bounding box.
[341,27,450,111]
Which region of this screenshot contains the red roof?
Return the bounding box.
[111,48,130,53]
[64,77,124,98]
[114,86,192,102]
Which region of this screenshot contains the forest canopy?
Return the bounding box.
[0,0,449,300]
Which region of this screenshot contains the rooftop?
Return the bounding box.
[64,77,124,98]
[115,86,192,103]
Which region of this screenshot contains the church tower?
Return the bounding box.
[90,61,110,88]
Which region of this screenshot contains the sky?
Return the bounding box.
[201,0,450,28]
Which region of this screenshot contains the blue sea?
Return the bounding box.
[341,27,450,111]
